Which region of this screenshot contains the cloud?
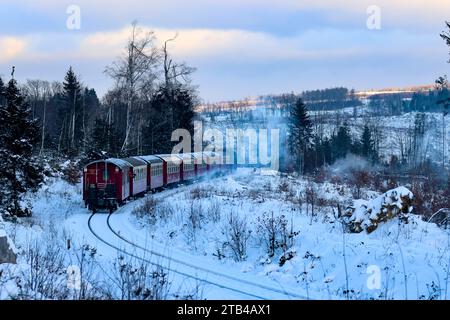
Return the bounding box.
[77,25,443,62]
[77,26,362,61]
[4,23,444,66]
[1,0,448,40]
[0,37,28,62]
[1,1,448,100]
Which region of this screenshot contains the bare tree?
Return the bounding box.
[105,21,160,153]
[436,76,449,169]
[162,34,196,91]
[23,80,52,156]
[39,81,51,156]
[161,34,196,132]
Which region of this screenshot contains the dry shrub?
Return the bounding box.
[190,186,211,199]
[207,199,221,223]
[256,212,299,258]
[132,197,160,224]
[278,180,290,193]
[222,211,251,262]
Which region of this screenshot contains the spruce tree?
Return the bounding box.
[143,86,196,155]
[288,98,313,174]
[61,66,82,156]
[89,118,120,159]
[332,124,352,160]
[360,124,377,162]
[0,77,5,106]
[0,79,44,218]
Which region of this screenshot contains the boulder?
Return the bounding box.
[0,230,17,264]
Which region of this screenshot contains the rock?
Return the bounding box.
[0,230,17,264]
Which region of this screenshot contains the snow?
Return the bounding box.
[2,168,450,300]
[344,187,414,233]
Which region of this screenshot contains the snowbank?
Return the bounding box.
[343,186,414,233]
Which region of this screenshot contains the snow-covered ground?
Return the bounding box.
[203,109,450,166]
[1,168,450,300]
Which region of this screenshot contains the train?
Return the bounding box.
[83,152,229,213]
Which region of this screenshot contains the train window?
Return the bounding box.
[104,169,109,181]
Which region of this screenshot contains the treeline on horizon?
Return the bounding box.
[262,86,450,113]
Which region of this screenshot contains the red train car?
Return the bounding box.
[155,154,182,186]
[83,152,229,213]
[83,159,131,212]
[193,152,208,178]
[137,155,164,192]
[179,153,196,181]
[122,157,147,197]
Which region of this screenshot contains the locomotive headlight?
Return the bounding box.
[115,168,119,173]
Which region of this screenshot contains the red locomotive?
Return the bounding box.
[83,152,228,213]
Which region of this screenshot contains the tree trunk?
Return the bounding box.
[71,93,77,150]
[39,98,47,156]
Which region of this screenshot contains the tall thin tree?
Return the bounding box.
[288,98,313,174]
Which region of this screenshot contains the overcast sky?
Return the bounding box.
[0,0,449,101]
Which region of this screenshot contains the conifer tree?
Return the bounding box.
[360,124,377,162]
[332,124,352,160]
[288,98,313,174]
[60,67,82,156]
[0,79,44,218]
[0,77,5,105]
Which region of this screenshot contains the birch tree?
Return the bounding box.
[105,22,160,154]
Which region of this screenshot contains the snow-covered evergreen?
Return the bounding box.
[0,79,44,218]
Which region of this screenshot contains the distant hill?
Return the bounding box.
[196,84,439,112]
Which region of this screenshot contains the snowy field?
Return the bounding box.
[1,168,450,300]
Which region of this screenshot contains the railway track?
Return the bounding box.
[106,212,309,300]
[87,212,268,300]
[86,177,310,300]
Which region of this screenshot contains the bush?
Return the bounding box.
[278,180,290,193]
[190,186,211,200]
[222,211,251,262]
[157,202,174,222]
[108,255,170,300]
[15,240,101,300]
[132,197,160,225]
[62,161,80,185]
[17,240,68,299]
[184,200,206,248]
[207,199,221,223]
[256,212,299,258]
[349,169,373,198]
